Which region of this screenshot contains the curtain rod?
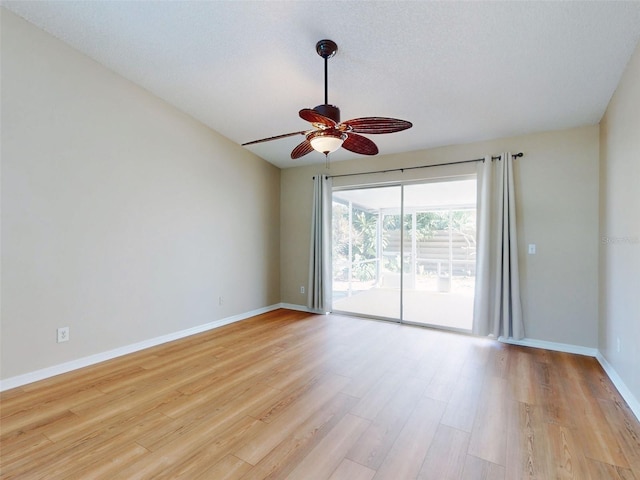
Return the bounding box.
[322,152,524,179]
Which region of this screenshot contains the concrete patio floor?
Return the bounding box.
[332,284,474,331]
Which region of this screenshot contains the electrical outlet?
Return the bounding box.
[617,337,621,353]
[219,296,223,306]
[57,327,70,343]
[300,286,305,294]
[528,244,536,255]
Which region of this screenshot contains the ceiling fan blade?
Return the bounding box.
[242,130,307,146]
[342,117,412,134]
[291,139,315,159]
[342,133,379,156]
[299,108,336,127]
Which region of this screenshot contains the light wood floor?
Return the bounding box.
[1,309,639,479]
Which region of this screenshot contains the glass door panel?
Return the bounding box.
[402,181,477,330]
[332,186,401,320]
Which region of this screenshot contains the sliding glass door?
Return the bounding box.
[331,178,477,331]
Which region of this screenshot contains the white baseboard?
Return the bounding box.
[498,336,598,357]
[279,302,313,313]
[498,336,639,422]
[596,352,640,422]
[0,304,282,392]
[279,302,330,315]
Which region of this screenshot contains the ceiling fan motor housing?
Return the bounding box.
[313,104,340,123]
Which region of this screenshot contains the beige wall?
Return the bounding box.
[281,125,600,348]
[1,10,280,380]
[599,40,640,403]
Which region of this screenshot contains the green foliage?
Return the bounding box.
[350,210,378,281]
[332,203,380,282]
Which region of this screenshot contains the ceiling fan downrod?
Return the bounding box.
[315,39,340,123]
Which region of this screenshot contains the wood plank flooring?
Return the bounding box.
[1,309,639,479]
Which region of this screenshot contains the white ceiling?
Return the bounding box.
[3,1,640,169]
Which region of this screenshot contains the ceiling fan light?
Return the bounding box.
[309,131,345,155]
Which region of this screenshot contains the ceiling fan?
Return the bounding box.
[242,39,412,159]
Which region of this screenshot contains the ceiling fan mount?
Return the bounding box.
[242,39,412,159]
[315,39,338,60]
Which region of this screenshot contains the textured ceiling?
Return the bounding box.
[3,1,640,168]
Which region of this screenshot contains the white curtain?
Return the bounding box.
[308,174,333,313]
[473,153,524,339]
